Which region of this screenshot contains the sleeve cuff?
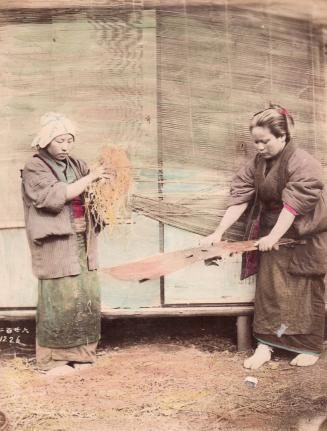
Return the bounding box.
[283,203,299,216]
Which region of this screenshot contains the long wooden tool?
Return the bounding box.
[101,238,302,282]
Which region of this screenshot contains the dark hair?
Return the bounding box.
[249,104,294,143]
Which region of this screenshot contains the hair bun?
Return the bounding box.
[269,103,283,111]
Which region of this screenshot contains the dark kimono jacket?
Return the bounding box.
[22,153,99,279]
[229,145,327,276]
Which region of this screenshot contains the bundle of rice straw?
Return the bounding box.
[85,146,131,228]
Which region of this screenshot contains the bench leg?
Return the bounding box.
[237,315,252,351]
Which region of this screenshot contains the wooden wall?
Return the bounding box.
[0,2,326,308]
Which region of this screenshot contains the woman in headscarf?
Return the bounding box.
[22,112,111,376]
[202,105,327,369]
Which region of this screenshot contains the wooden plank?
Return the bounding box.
[104,238,299,282]
[0,306,255,320]
[0,310,36,320]
[101,305,255,318]
[3,303,327,320]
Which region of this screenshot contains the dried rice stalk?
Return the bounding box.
[85,146,131,228]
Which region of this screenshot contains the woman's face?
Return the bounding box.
[251,126,286,159]
[46,134,74,160]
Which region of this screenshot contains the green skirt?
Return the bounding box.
[36,233,101,349]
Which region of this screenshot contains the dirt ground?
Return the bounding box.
[0,317,326,431]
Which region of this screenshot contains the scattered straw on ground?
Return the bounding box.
[0,342,326,431]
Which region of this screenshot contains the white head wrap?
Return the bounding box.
[31,112,76,149]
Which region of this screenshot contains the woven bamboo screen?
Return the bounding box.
[0,8,157,227]
[132,4,326,240]
[0,3,325,237]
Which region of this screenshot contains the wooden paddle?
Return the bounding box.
[101,238,304,282]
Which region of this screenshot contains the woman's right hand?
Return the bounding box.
[66,164,116,201]
[199,232,222,246]
[89,164,116,183]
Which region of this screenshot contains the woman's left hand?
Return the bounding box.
[254,235,280,252]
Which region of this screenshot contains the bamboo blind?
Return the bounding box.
[144,4,326,239]
[0,8,157,227]
[0,3,325,238]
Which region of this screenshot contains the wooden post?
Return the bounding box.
[237,315,252,351]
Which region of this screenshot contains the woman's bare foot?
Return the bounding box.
[243,343,273,370]
[72,363,93,371]
[290,353,319,367]
[45,365,76,377]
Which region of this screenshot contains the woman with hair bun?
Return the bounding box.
[202,105,327,369]
[22,113,112,376]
